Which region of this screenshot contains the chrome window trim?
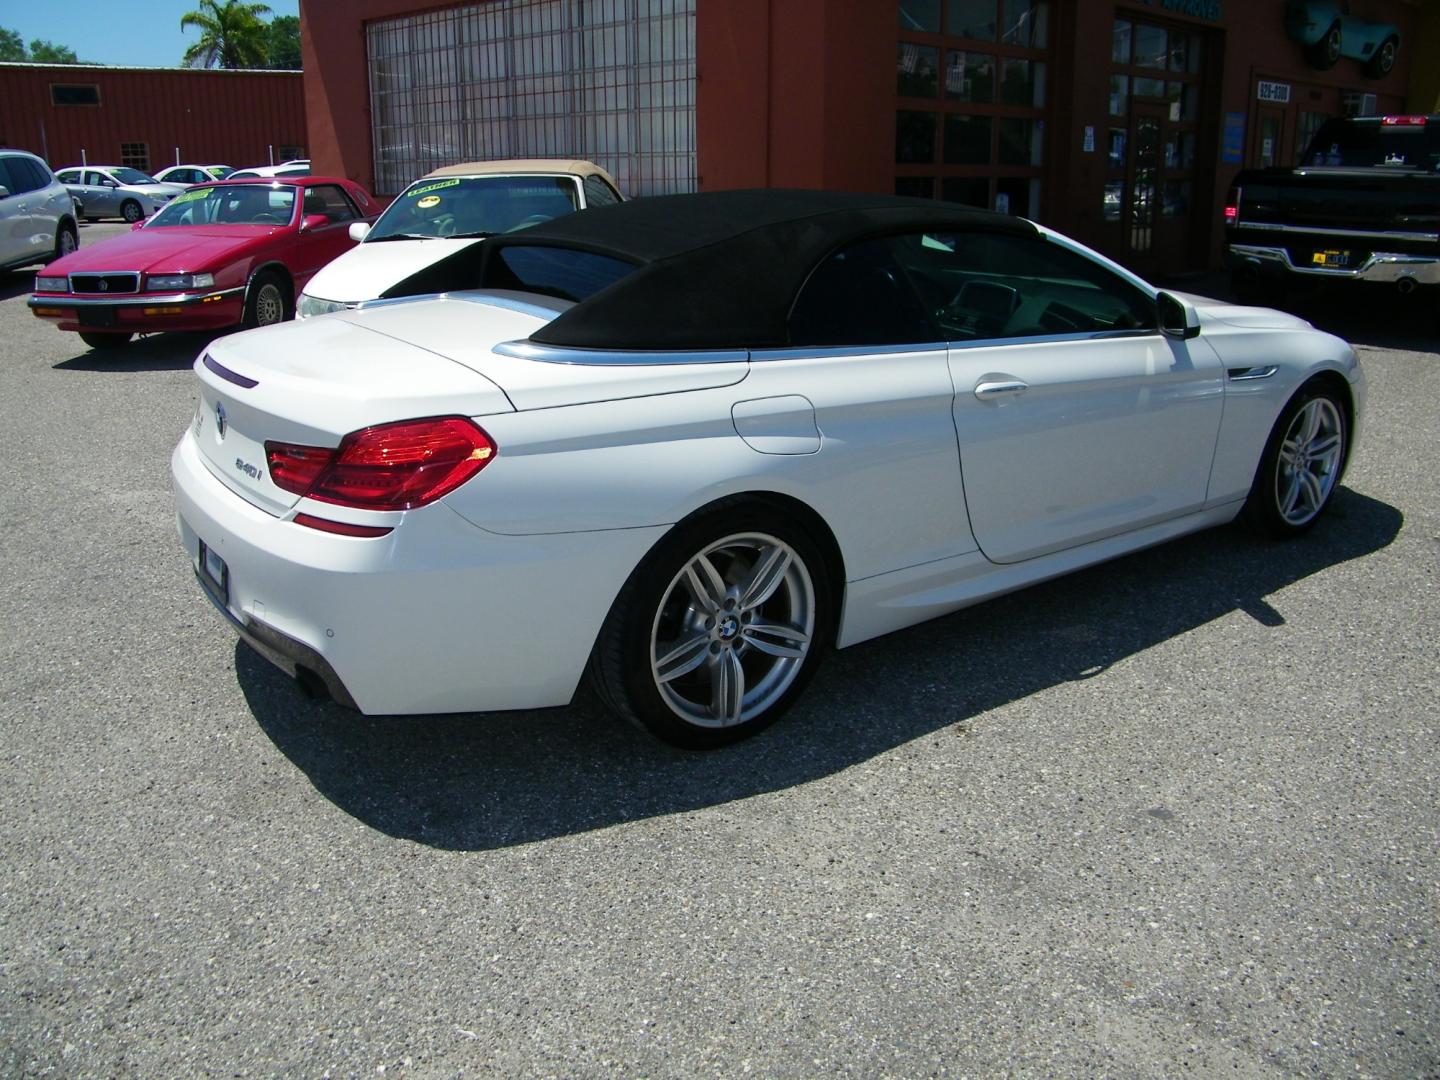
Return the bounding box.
[447,290,574,321]
[493,340,749,366]
[751,342,949,361]
[946,328,1161,350]
[1234,222,1440,244]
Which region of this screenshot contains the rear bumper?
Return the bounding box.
[171,431,664,716]
[1225,244,1440,287]
[29,286,246,333]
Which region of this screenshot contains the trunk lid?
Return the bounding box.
[191,313,514,514]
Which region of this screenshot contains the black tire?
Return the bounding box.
[587,502,835,749]
[51,222,78,262]
[1307,23,1342,69]
[1365,36,1397,78]
[242,271,290,328]
[120,199,144,224]
[1242,383,1348,539]
[79,332,133,349]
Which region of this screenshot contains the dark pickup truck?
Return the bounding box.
[1224,115,1440,304]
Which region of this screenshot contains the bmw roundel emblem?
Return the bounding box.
[215,401,227,438]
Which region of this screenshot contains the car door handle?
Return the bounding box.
[974,378,1029,400]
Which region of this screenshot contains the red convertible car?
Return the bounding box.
[29,177,377,349]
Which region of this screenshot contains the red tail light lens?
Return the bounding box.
[1223,186,1240,225]
[266,417,496,510]
[1381,115,1426,127]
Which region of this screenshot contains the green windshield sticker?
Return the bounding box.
[172,187,213,204]
[405,178,462,200]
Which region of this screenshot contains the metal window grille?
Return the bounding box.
[367,0,695,197]
[120,142,149,170]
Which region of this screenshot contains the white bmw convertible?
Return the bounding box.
[172,190,1363,748]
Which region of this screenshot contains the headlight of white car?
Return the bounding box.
[34,275,68,292]
[296,293,354,319]
[147,273,215,291]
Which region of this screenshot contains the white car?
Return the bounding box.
[153,164,233,185]
[295,158,622,318]
[53,166,186,222]
[0,148,79,271]
[172,190,1364,748]
[227,164,312,180]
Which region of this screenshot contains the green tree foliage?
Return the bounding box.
[265,14,301,69]
[0,26,84,63]
[180,0,273,69]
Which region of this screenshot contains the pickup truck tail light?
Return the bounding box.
[1223,186,1241,225]
[1380,116,1427,127]
[266,417,496,511]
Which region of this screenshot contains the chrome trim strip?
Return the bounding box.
[1227,365,1278,381]
[1234,221,1440,243]
[492,340,750,366]
[446,290,573,320]
[28,286,245,309]
[751,342,948,361]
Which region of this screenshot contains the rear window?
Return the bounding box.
[1303,119,1440,170]
[484,245,637,303]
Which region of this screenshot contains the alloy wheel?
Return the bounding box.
[650,532,816,729]
[1274,397,1344,526]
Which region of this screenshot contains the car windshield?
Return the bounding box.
[112,167,160,185]
[1302,119,1440,169]
[366,175,581,241]
[145,183,298,227]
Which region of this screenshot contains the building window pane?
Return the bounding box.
[945,51,995,102]
[1002,0,1047,48]
[1133,76,1165,98]
[1103,180,1123,221]
[1134,24,1167,68]
[943,114,992,164]
[999,118,1043,165]
[947,0,997,41]
[1162,179,1191,217]
[1001,58,1045,107]
[120,142,149,170]
[1112,20,1131,64]
[1109,74,1128,116]
[896,176,936,198]
[1107,127,1126,169]
[899,0,941,32]
[898,43,940,97]
[897,110,938,163]
[942,176,990,207]
[994,176,1036,217]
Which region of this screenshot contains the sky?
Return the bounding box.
[0,0,300,68]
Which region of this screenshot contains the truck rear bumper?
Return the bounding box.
[1226,245,1440,287]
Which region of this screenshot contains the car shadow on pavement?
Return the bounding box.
[52,331,211,372]
[0,268,40,302]
[239,487,1402,851]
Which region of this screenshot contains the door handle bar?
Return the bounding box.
[974,379,1029,400]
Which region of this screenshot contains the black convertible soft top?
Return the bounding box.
[478,189,1038,351]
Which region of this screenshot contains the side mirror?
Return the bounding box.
[0,185,10,199]
[101,179,118,188]
[1157,291,1201,340]
[348,221,371,242]
[130,219,147,231]
[300,213,329,233]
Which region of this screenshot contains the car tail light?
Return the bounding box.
[1223,186,1241,225]
[1381,115,1427,127]
[266,417,496,511]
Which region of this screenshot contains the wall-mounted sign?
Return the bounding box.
[1221,111,1245,164]
[1257,80,1292,103]
[1139,0,1223,21]
[1083,126,1096,153]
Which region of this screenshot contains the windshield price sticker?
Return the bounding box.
[173,187,214,204]
[1257,81,1291,104]
[406,178,461,200]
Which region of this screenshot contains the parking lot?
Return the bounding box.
[1,221,1436,1076]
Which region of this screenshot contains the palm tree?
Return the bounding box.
[181,0,273,69]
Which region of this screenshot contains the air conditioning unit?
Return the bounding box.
[1342,91,1378,117]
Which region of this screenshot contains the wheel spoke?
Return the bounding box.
[654,631,712,684]
[1309,432,1341,461]
[1280,474,1304,516]
[1300,469,1326,513]
[742,619,810,659]
[1279,438,1301,468]
[1297,401,1322,445]
[710,649,745,725]
[682,554,727,614]
[738,543,792,611]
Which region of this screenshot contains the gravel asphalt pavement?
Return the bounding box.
[0,221,1436,1077]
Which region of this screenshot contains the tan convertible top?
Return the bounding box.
[422,159,619,187]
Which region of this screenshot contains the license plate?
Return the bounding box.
[1311,249,1350,268]
[198,540,228,605]
[77,306,117,327]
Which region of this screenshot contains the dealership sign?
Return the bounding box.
[1139,0,1223,20]
[1258,80,1292,103]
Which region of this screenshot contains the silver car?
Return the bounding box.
[0,149,79,271]
[53,166,186,223]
